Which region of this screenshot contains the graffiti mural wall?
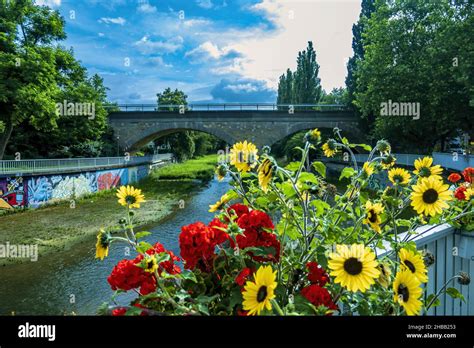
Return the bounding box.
[0,176,28,209]
[0,165,146,209]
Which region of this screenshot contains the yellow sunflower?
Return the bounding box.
[322,140,338,158]
[363,201,384,233]
[242,265,277,316]
[229,141,259,172]
[328,244,380,293]
[393,270,423,316]
[411,176,452,216]
[305,128,322,144]
[258,158,274,193]
[464,187,474,201]
[143,255,158,274]
[413,157,443,180]
[362,162,375,177]
[116,185,145,209]
[381,155,396,169]
[377,262,392,288]
[209,193,230,213]
[95,229,109,261]
[399,248,428,283]
[388,168,411,185]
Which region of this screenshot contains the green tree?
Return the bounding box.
[276,42,322,106]
[157,88,188,111]
[0,0,66,159]
[320,88,349,105]
[354,0,473,152]
[293,41,322,105]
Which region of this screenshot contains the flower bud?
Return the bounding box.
[422,250,435,267]
[376,140,391,155]
[457,271,470,285]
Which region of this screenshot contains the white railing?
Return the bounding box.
[0,154,173,175]
[321,153,473,171]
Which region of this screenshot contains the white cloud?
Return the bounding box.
[134,35,184,54]
[98,17,126,25]
[196,0,213,9]
[137,3,157,13]
[35,0,61,7]
[98,32,105,37]
[149,57,173,68]
[183,19,212,28]
[185,41,241,63]
[227,0,361,91]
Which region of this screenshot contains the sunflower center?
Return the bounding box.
[422,189,438,204]
[343,257,363,275]
[125,195,137,204]
[146,260,155,270]
[419,167,431,177]
[257,286,268,303]
[368,210,378,223]
[393,174,403,183]
[397,284,410,302]
[404,260,416,273]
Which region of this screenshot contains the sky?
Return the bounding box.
[36,0,362,104]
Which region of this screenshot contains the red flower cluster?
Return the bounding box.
[448,173,462,183]
[301,285,338,312]
[111,303,148,316]
[232,208,280,262]
[179,220,229,271]
[226,203,250,221]
[235,267,253,289]
[108,242,181,295]
[463,167,474,183]
[454,186,467,200]
[306,262,329,286]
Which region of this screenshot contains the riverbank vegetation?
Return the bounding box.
[0,155,218,265]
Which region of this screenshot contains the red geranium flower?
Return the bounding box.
[448,173,462,183]
[111,307,127,316]
[301,284,338,313]
[306,262,330,286]
[462,167,474,183]
[179,222,216,271]
[208,218,230,245]
[107,259,148,292]
[233,210,280,262]
[454,186,467,200]
[235,267,253,289]
[227,203,250,220]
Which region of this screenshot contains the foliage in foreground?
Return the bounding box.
[95,129,472,316]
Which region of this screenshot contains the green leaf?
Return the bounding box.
[310,199,330,216]
[136,241,153,254]
[155,252,171,264]
[285,162,300,171]
[312,161,326,178]
[180,270,198,283]
[125,307,143,316]
[339,167,356,181]
[354,143,372,151]
[135,231,151,240]
[426,294,440,307]
[446,287,465,302]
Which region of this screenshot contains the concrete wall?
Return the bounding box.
[0,164,150,209]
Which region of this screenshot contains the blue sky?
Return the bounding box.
[37,0,361,104]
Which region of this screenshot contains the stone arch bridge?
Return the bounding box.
[108,104,358,151]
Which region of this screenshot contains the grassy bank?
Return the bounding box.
[0,155,217,266]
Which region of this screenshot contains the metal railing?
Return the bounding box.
[378,224,474,315]
[106,103,350,112]
[0,154,173,176]
[318,153,473,171]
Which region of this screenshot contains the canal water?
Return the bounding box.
[0,178,230,315]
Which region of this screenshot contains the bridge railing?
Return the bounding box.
[0,154,173,176]
[106,104,350,112]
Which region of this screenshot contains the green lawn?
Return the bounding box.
[150,154,218,180]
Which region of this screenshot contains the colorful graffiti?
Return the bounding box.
[1,165,142,209]
[0,176,27,209]
[97,169,126,190]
